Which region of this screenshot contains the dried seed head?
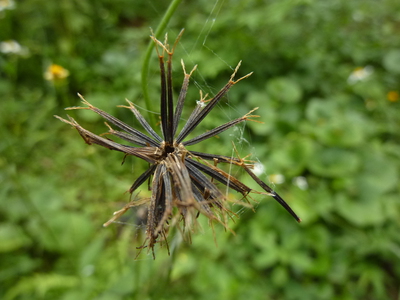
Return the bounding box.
[55,31,300,258]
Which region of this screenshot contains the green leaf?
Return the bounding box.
[0,224,31,253]
[308,146,360,178]
[356,148,399,196]
[305,98,371,147]
[4,273,79,300]
[335,193,386,226]
[266,77,302,103]
[269,134,315,176]
[383,49,400,74]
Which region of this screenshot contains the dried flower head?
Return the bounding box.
[55,30,300,257]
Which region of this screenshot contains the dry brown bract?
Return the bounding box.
[55,30,300,257]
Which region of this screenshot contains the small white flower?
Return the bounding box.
[253,162,265,176]
[268,174,285,184]
[347,66,374,84]
[293,176,309,190]
[0,0,15,12]
[0,40,29,56]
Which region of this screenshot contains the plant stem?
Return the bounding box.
[141,0,183,125]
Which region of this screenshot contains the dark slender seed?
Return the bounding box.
[242,164,302,222]
[183,117,247,146]
[187,151,242,164]
[106,128,150,147]
[173,62,197,137]
[72,96,159,147]
[186,158,252,195]
[121,100,163,143]
[176,82,234,143]
[158,56,169,142]
[166,54,174,144]
[129,164,157,194]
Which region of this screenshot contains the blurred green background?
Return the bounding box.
[1,0,400,299]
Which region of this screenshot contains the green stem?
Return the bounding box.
[141,0,183,125]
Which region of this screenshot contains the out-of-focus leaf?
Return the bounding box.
[170,253,198,280]
[271,265,288,287]
[269,134,315,176]
[307,146,360,178]
[27,212,94,253]
[0,224,31,253]
[355,147,398,196]
[305,98,371,147]
[383,49,400,74]
[267,77,302,103]
[4,273,79,300]
[335,193,386,226]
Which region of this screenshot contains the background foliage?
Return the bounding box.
[1,0,400,299]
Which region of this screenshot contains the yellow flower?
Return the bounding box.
[44,64,70,81]
[387,91,399,102]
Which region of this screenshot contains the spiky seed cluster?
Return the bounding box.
[55,30,300,256]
